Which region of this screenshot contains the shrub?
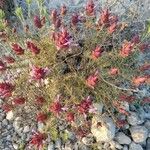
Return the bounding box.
[0,0,150,149]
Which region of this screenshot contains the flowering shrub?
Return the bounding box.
[0,0,150,149]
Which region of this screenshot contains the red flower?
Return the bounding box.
[139,43,149,52]
[116,119,127,128]
[36,112,48,123]
[26,41,40,55]
[78,96,92,114]
[30,66,49,81]
[142,97,150,105]
[61,4,67,16]
[0,82,14,98]
[108,68,119,75]
[71,13,79,26]
[86,71,99,89]
[51,9,57,23]
[53,28,71,50]
[108,23,117,34]
[120,41,134,57]
[0,60,6,71]
[133,76,148,86]
[140,64,150,71]
[49,101,62,115]
[30,132,46,149]
[3,56,15,64]
[1,104,12,112]
[99,9,110,25]
[34,15,43,28]
[131,35,140,44]
[91,46,103,60]
[12,43,24,55]
[66,112,75,122]
[35,96,46,106]
[85,0,95,16]
[119,94,135,103]
[54,18,61,28]
[13,97,26,105]
[118,108,130,116]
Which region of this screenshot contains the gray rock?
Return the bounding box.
[144,120,150,130]
[114,142,123,149]
[129,142,143,150]
[82,134,94,146]
[123,145,129,150]
[115,132,131,145]
[130,126,148,143]
[13,143,19,150]
[6,111,14,121]
[55,138,62,149]
[146,138,150,150]
[2,119,8,126]
[65,130,76,141]
[127,112,144,126]
[48,142,55,150]
[23,125,30,133]
[91,115,116,142]
[93,102,103,114]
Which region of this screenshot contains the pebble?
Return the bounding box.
[115,132,131,145]
[6,111,14,121]
[48,142,55,150]
[123,145,129,150]
[2,119,8,126]
[129,142,143,150]
[13,143,19,150]
[82,134,94,146]
[127,112,144,126]
[146,138,150,150]
[23,125,30,133]
[130,126,148,143]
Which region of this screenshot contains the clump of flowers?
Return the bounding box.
[0,0,149,149]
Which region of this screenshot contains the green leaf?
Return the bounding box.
[0,9,5,20]
[26,0,32,5]
[15,7,23,20]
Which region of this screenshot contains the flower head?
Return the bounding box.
[1,104,13,112]
[86,71,99,89]
[61,4,67,16]
[0,82,14,98]
[0,60,6,71]
[85,0,95,16]
[35,96,46,106]
[30,66,49,81]
[91,46,103,60]
[51,9,57,23]
[49,101,62,115]
[66,112,75,122]
[120,41,134,57]
[71,13,79,26]
[108,22,117,34]
[53,28,71,50]
[78,96,92,114]
[30,132,47,149]
[36,112,48,123]
[108,67,119,75]
[99,9,110,26]
[12,97,26,105]
[34,15,43,28]
[133,76,148,86]
[3,56,15,64]
[26,41,40,55]
[12,43,24,55]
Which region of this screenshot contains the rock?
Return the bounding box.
[146,138,150,150]
[13,143,19,150]
[13,117,21,130]
[127,112,144,126]
[129,142,143,150]
[103,142,110,149]
[2,119,8,126]
[123,145,129,150]
[144,120,150,130]
[65,130,76,141]
[23,126,30,133]
[48,142,55,150]
[130,126,148,143]
[82,134,94,146]
[91,115,116,142]
[6,111,14,121]
[55,138,62,148]
[115,132,131,145]
[93,102,103,114]
[38,122,44,132]
[114,142,123,149]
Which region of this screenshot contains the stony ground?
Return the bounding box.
[0,0,150,150]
